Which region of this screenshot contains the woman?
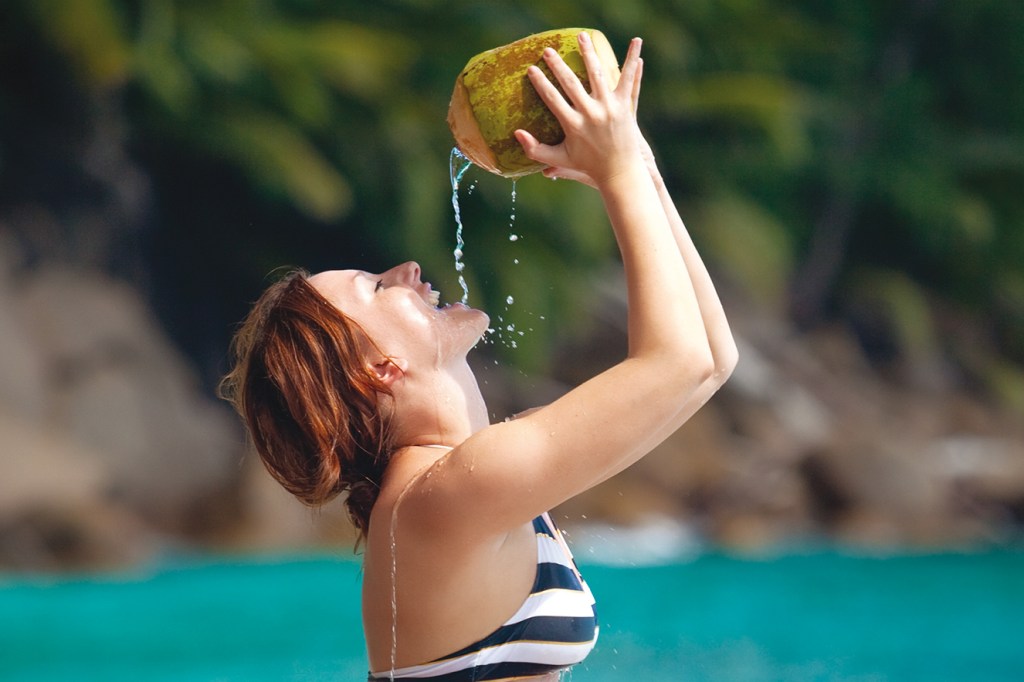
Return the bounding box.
[222,33,737,680]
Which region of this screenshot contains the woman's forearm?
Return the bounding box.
[579,151,736,488]
[596,156,713,369]
[644,147,738,377]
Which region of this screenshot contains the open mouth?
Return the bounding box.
[427,289,441,307]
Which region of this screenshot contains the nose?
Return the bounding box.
[381,261,421,285]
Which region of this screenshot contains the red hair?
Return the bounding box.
[220,270,394,536]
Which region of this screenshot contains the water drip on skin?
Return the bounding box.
[388,507,399,680]
[385,445,459,680]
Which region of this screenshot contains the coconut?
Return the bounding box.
[447,28,621,178]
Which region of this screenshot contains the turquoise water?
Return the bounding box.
[2,549,1022,681]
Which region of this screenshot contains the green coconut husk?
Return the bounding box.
[448,28,620,178]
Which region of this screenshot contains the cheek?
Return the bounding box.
[392,303,441,346]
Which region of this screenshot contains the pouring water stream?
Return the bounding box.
[450,148,473,304]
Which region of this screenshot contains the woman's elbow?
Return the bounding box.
[714,339,739,383]
[674,343,716,389]
[686,338,738,392]
[647,335,735,393]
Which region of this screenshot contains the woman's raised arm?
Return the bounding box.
[536,58,738,456]
[402,34,731,537]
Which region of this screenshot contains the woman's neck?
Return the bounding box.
[390,357,489,449]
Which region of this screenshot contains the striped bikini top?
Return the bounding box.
[368,512,599,680]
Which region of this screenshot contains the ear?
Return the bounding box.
[368,356,408,387]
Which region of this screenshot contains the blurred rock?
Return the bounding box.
[0,262,246,570]
[0,240,47,423]
[18,267,243,523]
[215,454,358,552]
[0,414,106,514]
[0,410,157,571]
[551,279,1024,553]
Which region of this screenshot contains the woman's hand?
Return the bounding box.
[514,32,645,189]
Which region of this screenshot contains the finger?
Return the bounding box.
[514,129,568,168]
[514,128,541,155]
[541,47,591,108]
[526,64,579,124]
[615,37,643,98]
[542,166,598,189]
[631,58,644,115]
[577,31,609,100]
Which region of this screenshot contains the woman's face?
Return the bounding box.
[309,262,489,369]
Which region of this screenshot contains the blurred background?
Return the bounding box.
[1,0,1023,678]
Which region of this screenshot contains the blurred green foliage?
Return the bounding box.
[1,0,1022,396]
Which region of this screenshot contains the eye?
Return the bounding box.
[374,279,384,292]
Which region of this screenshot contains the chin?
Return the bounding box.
[437,305,490,356]
[463,308,491,342]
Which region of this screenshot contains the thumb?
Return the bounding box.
[514,129,567,168]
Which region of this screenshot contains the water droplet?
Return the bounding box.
[506,295,514,305]
[513,258,519,265]
[508,180,518,228]
[509,234,519,242]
